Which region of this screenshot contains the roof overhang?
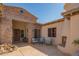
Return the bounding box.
[42,18,64,26]
[62,7,79,16]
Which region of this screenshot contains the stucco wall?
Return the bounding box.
[58,14,79,55]
[70,14,79,43]
[70,14,79,54]
[41,21,64,45]
[58,3,79,55]
[58,17,72,55]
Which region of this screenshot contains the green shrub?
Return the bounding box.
[73,39,79,45]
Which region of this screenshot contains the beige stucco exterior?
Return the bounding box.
[64,3,79,11]
[58,4,79,55]
[41,19,64,45]
[41,3,79,55]
[58,14,79,55]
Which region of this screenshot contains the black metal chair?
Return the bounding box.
[32,38,39,44]
[32,37,45,44]
[38,37,45,44]
[45,37,52,45]
[22,37,28,42]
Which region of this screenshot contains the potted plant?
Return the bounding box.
[73,39,79,45]
[73,39,79,55]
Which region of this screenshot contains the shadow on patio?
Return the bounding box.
[30,44,65,56]
[14,42,65,56]
[14,42,29,47]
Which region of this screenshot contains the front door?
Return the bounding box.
[13,29,20,43]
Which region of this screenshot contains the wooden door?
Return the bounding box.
[13,29,20,43]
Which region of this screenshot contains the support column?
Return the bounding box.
[1,17,13,44]
[27,23,33,44]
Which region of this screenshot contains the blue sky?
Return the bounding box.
[5,3,64,24]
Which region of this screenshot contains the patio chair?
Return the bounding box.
[39,37,45,44]
[32,37,45,44]
[32,38,39,44]
[22,37,28,42]
[45,37,52,45]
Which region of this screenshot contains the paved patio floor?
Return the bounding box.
[1,43,65,56]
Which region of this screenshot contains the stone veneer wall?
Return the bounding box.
[0,17,13,44]
[0,4,41,44]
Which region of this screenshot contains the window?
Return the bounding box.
[48,28,56,37]
[20,10,24,14]
[52,28,56,37]
[48,28,51,37]
[34,29,40,38]
[21,30,24,38]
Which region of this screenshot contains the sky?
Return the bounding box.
[5,3,64,24]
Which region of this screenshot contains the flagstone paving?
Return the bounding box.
[1,43,65,56]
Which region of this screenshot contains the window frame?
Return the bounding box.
[19,10,24,14]
[20,30,25,38]
[48,28,56,37]
[33,29,41,38]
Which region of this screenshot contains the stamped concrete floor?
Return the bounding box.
[1,43,65,56]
